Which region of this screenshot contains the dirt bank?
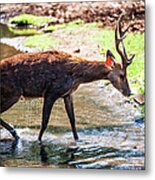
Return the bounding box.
[0,1,145,33]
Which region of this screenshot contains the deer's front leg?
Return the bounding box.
[38,93,57,142]
[64,95,79,141]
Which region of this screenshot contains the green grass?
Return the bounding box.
[9,14,56,27]
[44,19,84,33]
[8,27,38,35]
[43,23,67,32]
[87,29,144,94]
[23,34,62,51]
[44,20,99,36]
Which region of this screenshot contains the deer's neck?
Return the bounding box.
[71,61,111,84]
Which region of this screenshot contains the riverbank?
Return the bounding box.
[1,1,145,33]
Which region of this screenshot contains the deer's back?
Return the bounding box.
[0,50,81,98]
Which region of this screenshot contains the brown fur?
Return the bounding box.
[0,50,110,110]
[0,50,130,141]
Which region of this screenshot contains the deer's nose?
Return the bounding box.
[126,90,131,97]
[123,89,131,97]
[127,91,131,97]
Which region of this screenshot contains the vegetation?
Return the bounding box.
[9,14,56,27]
[23,34,62,51]
[43,19,84,32]
[8,27,38,35]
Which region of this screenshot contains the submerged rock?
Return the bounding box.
[134,93,145,105]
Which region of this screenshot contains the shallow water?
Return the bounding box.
[0,121,145,169]
[0,23,21,59]
[0,23,145,169]
[0,83,145,169]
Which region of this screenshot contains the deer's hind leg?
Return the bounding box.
[0,118,19,140]
[0,87,21,140]
[64,95,78,141]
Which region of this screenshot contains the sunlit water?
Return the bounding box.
[0,23,145,169]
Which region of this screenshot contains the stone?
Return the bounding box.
[133,93,145,105]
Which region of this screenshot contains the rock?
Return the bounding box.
[133,93,145,105]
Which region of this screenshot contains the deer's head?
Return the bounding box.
[105,14,135,97]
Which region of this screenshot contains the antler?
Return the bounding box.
[115,13,135,71]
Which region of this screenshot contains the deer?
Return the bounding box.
[0,14,135,142]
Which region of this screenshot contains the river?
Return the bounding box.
[0,23,145,169]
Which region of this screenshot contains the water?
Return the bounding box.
[0,23,145,169]
[0,23,21,59]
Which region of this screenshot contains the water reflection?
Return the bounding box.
[0,118,144,169]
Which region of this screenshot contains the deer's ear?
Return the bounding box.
[105,50,116,67]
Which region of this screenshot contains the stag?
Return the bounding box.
[0,14,135,141]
